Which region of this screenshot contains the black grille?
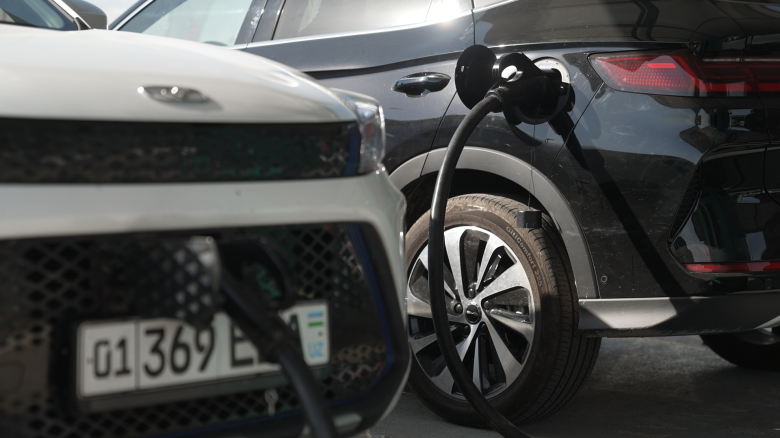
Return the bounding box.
[668,167,701,242]
[0,119,359,183]
[0,225,387,438]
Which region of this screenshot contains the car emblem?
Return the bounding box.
[465,304,481,324]
[138,86,209,103]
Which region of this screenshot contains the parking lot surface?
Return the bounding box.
[359,336,780,438]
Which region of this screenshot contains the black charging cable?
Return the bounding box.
[218,242,338,438]
[128,237,337,438]
[222,274,338,438]
[428,47,560,438]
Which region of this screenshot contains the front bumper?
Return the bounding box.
[0,169,409,438]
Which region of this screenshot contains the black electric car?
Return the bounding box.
[114,0,780,427]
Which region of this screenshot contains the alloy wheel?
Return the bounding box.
[406,226,536,399]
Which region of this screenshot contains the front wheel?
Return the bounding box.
[702,328,780,371]
[405,194,600,426]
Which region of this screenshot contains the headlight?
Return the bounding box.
[333,89,386,174]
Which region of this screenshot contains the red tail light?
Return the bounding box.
[685,261,780,273]
[590,50,780,97]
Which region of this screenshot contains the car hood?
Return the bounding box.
[0,26,356,124]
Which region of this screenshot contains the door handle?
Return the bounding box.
[392,72,451,97]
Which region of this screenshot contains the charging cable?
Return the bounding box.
[222,274,338,438]
[427,45,564,438]
[129,238,338,438]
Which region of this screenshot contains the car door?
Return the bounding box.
[769,109,780,205]
[244,0,474,172]
[766,109,780,259]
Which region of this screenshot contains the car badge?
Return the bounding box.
[138,86,209,103]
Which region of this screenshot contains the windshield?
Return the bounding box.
[119,0,254,47]
[0,0,77,30]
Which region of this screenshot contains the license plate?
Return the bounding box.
[76,302,329,398]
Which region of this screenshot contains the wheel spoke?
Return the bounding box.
[418,245,458,299]
[444,228,468,300]
[443,273,457,299]
[475,263,531,302]
[488,309,534,343]
[475,234,503,290]
[407,285,468,323]
[409,326,457,353]
[410,333,439,353]
[456,326,478,360]
[472,337,482,392]
[406,287,433,318]
[417,245,429,270]
[430,326,476,395]
[431,365,455,394]
[485,318,524,384]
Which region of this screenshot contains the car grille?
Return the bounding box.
[0,224,387,438]
[0,119,360,183]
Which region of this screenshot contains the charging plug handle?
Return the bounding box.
[488,76,554,112]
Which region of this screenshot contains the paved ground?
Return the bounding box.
[358,336,780,438]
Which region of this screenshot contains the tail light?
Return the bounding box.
[685,261,780,273]
[590,50,780,97]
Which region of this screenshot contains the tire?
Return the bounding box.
[405,194,600,426]
[701,329,780,371]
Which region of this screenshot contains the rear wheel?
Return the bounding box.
[405,194,600,426]
[701,328,780,371]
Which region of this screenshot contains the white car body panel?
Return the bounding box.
[0,26,355,123]
[0,169,406,312]
[0,21,408,433]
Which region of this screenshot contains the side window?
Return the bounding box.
[274,0,436,40]
[0,0,75,30]
[473,0,504,8]
[120,0,254,46]
[426,0,472,21]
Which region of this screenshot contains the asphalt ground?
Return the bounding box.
[357,336,780,438]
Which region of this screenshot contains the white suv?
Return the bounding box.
[0,5,408,438]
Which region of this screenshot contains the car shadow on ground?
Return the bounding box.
[357,336,780,438]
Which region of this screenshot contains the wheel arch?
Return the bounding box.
[390,147,598,299]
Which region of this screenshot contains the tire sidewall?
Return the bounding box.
[405,195,566,421]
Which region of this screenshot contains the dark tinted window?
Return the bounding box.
[473,0,505,8]
[0,0,76,30]
[274,0,434,40]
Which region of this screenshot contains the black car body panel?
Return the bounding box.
[114,0,780,321]
[713,0,780,36]
[245,14,473,172]
[767,107,780,208]
[474,0,776,45]
[430,48,605,176]
[552,86,779,298]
